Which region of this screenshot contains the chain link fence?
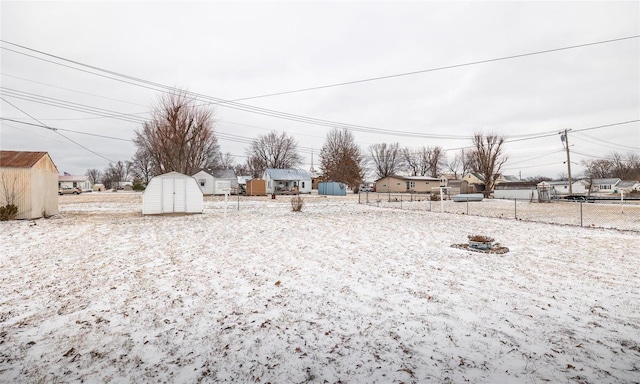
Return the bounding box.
[358,192,640,232]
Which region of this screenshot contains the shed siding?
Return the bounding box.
[246,179,266,196]
[0,153,58,219]
[143,172,203,215]
[318,182,347,196]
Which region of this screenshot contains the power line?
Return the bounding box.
[0,98,116,162]
[225,35,640,101]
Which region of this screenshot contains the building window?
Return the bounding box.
[199,179,206,187]
[302,181,305,188]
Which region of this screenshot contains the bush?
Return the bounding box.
[291,195,304,212]
[0,204,18,221]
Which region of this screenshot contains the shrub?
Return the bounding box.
[0,204,18,221]
[468,235,494,243]
[291,195,304,212]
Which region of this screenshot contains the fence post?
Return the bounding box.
[401,195,403,209]
[580,202,583,227]
[514,199,517,219]
[466,199,469,215]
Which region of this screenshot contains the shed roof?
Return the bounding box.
[0,150,49,168]
[265,168,313,180]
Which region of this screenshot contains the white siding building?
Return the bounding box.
[0,151,59,219]
[142,172,203,215]
[263,168,313,194]
[192,169,238,195]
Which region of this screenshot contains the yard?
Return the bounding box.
[1,192,639,383]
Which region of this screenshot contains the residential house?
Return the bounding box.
[58,174,93,192]
[617,180,640,193]
[588,178,621,194]
[263,168,313,194]
[192,169,238,195]
[375,175,447,194]
[0,150,59,219]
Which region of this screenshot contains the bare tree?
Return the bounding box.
[368,143,402,179]
[233,163,250,176]
[425,146,446,177]
[320,128,364,190]
[610,151,640,180]
[469,133,508,197]
[85,168,102,185]
[219,152,235,169]
[103,161,127,190]
[246,131,302,177]
[447,148,473,179]
[402,147,428,176]
[132,147,154,185]
[134,89,220,175]
[0,173,25,220]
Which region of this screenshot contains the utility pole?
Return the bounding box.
[560,129,573,195]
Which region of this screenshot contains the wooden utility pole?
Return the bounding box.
[561,129,573,194]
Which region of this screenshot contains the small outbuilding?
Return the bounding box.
[142,172,203,215]
[246,178,266,196]
[193,169,238,195]
[318,181,347,196]
[0,150,59,219]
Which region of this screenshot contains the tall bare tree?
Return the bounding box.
[134,89,220,175]
[402,147,428,176]
[369,142,402,179]
[85,168,102,184]
[610,151,640,180]
[469,133,508,197]
[132,147,154,185]
[320,128,364,189]
[246,131,302,177]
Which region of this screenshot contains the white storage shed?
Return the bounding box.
[142,172,203,215]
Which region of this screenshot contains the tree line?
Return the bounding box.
[85,89,637,193]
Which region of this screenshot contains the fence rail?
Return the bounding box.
[358,192,640,232]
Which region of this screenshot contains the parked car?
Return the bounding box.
[58,186,81,195]
[565,195,586,202]
[360,186,373,192]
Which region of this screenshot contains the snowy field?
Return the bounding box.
[1,192,639,383]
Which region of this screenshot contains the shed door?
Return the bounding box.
[162,178,186,213]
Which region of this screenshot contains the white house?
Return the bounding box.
[617,180,640,193]
[142,172,203,215]
[58,174,93,192]
[192,169,238,195]
[0,150,59,219]
[263,168,313,194]
[589,178,621,194]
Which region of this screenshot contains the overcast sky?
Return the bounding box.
[1,1,638,180]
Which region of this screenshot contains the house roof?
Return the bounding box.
[376,175,440,182]
[0,150,49,168]
[617,180,639,188]
[195,168,237,179]
[592,178,621,185]
[59,175,90,182]
[501,175,521,182]
[264,168,313,180]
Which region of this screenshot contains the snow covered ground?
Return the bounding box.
[1,192,639,383]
